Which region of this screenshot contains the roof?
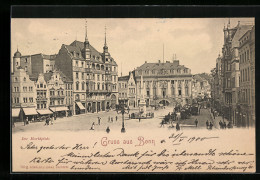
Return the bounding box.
[118,75,129,81]
[231,24,254,48]
[193,73,212,82]
[135,62,188,71]
[65,40,117,65]
[43,69,73,83]
[14,50,21,58]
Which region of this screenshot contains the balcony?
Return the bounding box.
[50,95,66,99]
[36,97,48,101]
[105,70,111,75]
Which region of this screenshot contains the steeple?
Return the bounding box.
[82,20,90,59]
[103,25,108,53]
[85,20,89,43]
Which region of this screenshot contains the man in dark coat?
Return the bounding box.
[206,120,209,129]
[195,119,198,127]
[176,123,180,131]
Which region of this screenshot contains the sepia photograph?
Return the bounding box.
[11,17,255,173]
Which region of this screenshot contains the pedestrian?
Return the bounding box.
[129,114,131,119]
[206,120,209,129]
[195,119,198,127]
[223,121,227,129]
[116,116,118,121]
[219,121,223,129]
[51,115,54,125]
[139,117,141,122]
[90,122,95,130]
[160,120,165,127]
[106,126,110,133]
[213,112,215,119]
[26,117,29,125]
[176,123,180,131]
[98,117,101,125]
[111,117,113,123]
[108,116,110,122]
[209,122,213,130]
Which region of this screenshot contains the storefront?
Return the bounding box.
[12,108,21,122]
[75,101,85,114]
[22,107,38,122]
[50,106,69,117]
[36,109,53,120]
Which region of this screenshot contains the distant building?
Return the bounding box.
[55,23,118,114]
[12,50,56,77]
[134,60,192,107]
[192,73,212,100]
[118,71,137,108]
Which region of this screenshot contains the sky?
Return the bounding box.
[11,18,254,75]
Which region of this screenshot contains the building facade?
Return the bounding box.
[11,66,37,122]
[118,76,129,105]
[192,74,212,100]
[134,60,192,107]
[221,20,253,123]
[55,23,118,114]
[237,26,255,127]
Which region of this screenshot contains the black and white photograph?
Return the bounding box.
[11,17,255,173]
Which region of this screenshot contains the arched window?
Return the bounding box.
[92,63,95,69]
[96,64,100,70]
[101,65,104,70]
[97,83,100,90]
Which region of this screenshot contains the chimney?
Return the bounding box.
[173,60,179,66]
[158,60,161,63]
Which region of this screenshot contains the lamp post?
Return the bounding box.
[116,103,130,133]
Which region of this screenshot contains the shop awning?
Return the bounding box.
[37,109,53,115]
[12,108,20,117]
[76,102,85,110]
[50,106,69,112]
[23,108,38,116]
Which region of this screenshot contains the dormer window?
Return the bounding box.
[106,58,108,62]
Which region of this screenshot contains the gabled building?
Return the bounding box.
[192,73,212,100]
[55,23,118,114]
[11,66,37,122]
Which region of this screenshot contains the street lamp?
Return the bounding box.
[116,103,130,133]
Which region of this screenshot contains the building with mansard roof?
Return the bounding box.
[55,23,118,114]
[134,59,192,107]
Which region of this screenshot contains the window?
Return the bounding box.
[102,75,104,81]
[82,82,85,90]
[147,91,150,96]
[171,86,175,95]
[76,61,78,67]
[185,86,188,96]
[76,72,79,79]
[76,82,79,90]
[61,100,64,105]
[178,87,181,96]
[114,76,117,82]
[114,67,116,72]
[15,77,18,82]
[81,62,84,67]
[40,84,43,88]
[82,72,84,79]
[97,75,100,81]
[17,87,19,92]
[97,83,100,90]
[23,77,26,81]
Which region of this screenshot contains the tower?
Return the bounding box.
[13,47,21,73]
[82,20,91,59]
[103,26,110,63]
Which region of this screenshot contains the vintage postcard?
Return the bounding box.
[11,18,255,173]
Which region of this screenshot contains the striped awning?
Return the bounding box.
[12,108,20,117]
[76,102,85,110]
[50,106,69,112]
[23,108,38,116]
[37,109,53,115]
